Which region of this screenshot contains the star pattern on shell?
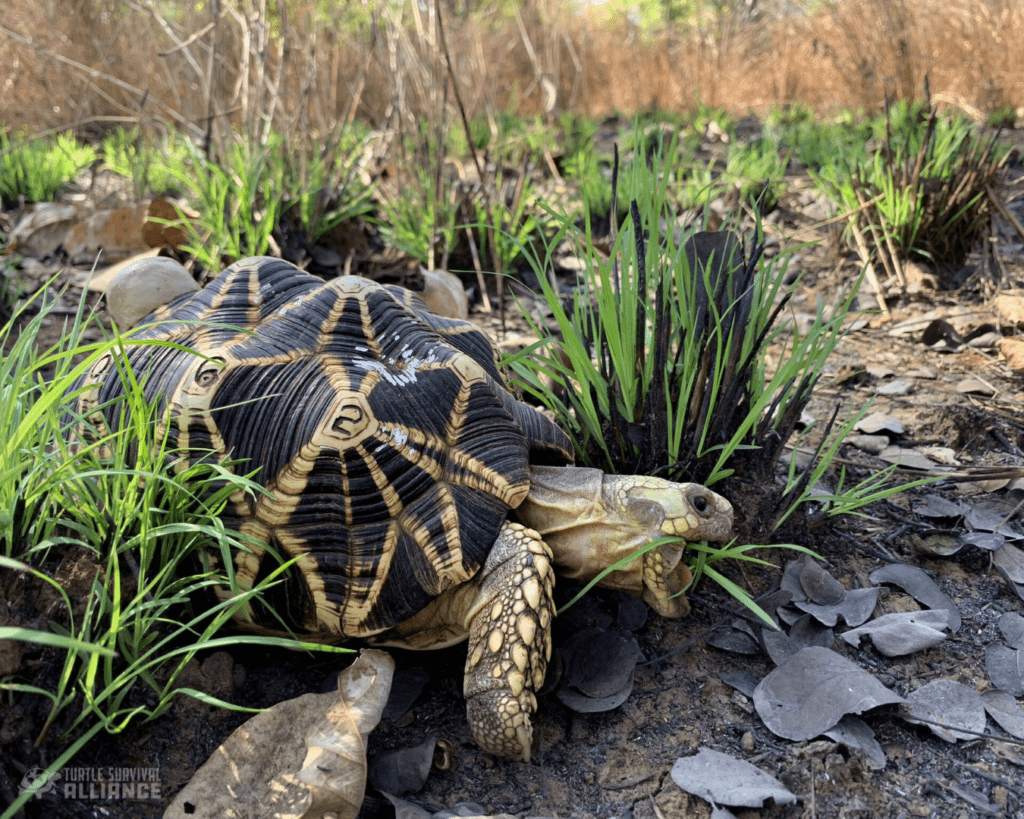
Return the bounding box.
[68,257,571,638]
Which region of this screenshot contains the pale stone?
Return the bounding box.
[105,256,199,328]
[420,268,468,319]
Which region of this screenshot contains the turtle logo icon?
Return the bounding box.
[19,767,61,798]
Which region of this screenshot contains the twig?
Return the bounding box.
[156,20,215,57]
[782,192,885,243]
[463,227,492,313]
[602,773,656,791]
[847,221,891,317]
[0,24,201,137]
[987,185,1024,242]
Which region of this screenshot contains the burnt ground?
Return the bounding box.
[4,147,1024,819]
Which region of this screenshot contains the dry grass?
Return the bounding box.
[1,0,1023,148]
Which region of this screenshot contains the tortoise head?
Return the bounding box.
[517,466,735,618]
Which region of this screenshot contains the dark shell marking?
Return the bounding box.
[68,257,571,638]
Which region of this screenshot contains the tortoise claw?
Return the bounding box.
[463,522,554,761]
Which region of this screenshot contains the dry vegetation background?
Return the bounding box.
[1,0,1023,146]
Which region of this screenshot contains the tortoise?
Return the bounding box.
[67,255,734,761]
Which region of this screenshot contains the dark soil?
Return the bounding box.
[4,137,1024,819]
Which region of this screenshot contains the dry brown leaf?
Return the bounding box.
[65,203,150,264]
[145,196,198,249]
[994,291,1024,326]
[8,202,80,257]
[997,337,1024,372]
[162,649,394,819]
[296,649,396,818]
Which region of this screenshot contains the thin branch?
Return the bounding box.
[0,24,201,138]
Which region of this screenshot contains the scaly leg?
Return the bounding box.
[463,521,555,762]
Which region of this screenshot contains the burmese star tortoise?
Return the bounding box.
[67,255,734,761]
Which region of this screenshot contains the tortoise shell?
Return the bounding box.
[69,257,571,638]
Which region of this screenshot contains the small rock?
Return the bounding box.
[105,256,199,327]
[420,268,468,319]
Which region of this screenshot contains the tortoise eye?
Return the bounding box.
[195,357,226,387]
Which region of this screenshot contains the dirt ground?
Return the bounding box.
[4,138,1024,819]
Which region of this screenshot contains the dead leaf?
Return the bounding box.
[297,650,396,818]
[875,378,913,396]
[753,646,904,741]
[964,502,1024,536]
[957,532,1006,552]
[942,780,1001,814]
[719,671,760,699]
[706,620,762,655]
[955,376,995,396]
[854,412,904,436]
[999,612,1024,649]
[670,748,798,809]
[841,610,949,657]
[792,587,879,628]
[902,680,986,742]
[381,666,431,723]
[985,644,1024,697]
[823,715,886,770]
[868,564,961,631]
[556,627,639,713]
[555,674,634,713]
[843,433,889,455]
[420,268,469,319]
[918,446,958,465]
[162,649,392,819]
[799,559,845,605]
[993,542,1024,583]
[878,447,936,470]
[761,614,833,666]
[760,628,801,666]
[914,496,964,519]
[368,736,436,796]
[913,531,964,556]
[562,628,639,698]
[377,792,434,818]
[994,291,1024,325]
[8,202,80,257]
[144,196,198,249]
[997,337,1024,371]
[65,203,150,264]
[981,689,1024,740]
[72,248,162,292]
[105,256,200,328]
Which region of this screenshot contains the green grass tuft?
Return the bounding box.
[0,131,96,207]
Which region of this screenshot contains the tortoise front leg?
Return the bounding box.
[463,521,555,762]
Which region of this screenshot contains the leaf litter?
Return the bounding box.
[841,609,950,657]
[752,646,906,741]
[669,747,797,810]
[868,563,962,630]
[902,680,988,743]
[703,550,1024,779]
